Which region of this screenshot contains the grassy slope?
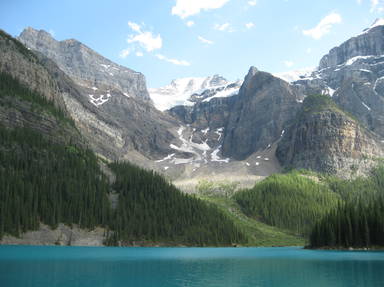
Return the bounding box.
[198,195,305,246]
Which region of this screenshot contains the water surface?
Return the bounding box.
[0,246,383,286]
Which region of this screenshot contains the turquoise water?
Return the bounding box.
[0,246,383,286]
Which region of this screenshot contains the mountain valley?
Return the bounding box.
[2,19,384,247]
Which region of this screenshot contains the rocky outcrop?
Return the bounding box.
[276,95,384,177]
[293,20,384,140]
[221,67,302,160]
[319,19,384,70]
[0,224,106,246]
[19,27,151,102]
[0,29,82,145]
[16,27,179,161]
[0,30,66,110]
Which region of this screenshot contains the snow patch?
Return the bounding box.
[358,19,384,36]
[149,76,241,111]
[215,127,224,141]
[201,127,209,135]
[202,87,239,102]
[211,145,230,163]
[255,162,260,166]
[274,67,315,83]
[89,94,110,106]
[345,56,374,66]
[362,102,371,111]
[155,153,175,163]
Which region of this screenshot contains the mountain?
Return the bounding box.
[19,27,151,102]
[166,19,384,179]
[17,27,179,164]
[276,94,384,176]
[149,75,241,111]
[293,19,384,139]
[221,67,303,160]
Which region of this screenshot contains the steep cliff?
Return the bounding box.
[16,28,178,162]
[221,67,302,160]
[276,94,384,177]
[19,27,150,102]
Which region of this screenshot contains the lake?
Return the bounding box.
[0,246,383,286]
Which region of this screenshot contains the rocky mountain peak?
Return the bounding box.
[18,27,151,102]
[244,66,259,82]
[319,20,384,70]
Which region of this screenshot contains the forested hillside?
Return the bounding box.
[309,166,384,248]
[0,73,246,246]
[106,162,246,246]
[234,171,341,235]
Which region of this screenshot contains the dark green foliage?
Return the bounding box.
[309,166,384,248]
[106,162,246,246]
[0,125,111,238]
[234,172,341,235]
[0,29,37,62]
[301,94,336,114]
[0,72,72,125]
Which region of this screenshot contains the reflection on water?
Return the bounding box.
[0,246,383,287]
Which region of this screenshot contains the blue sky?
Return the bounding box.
[1,0,384,87]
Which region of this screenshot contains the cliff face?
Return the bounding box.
[319,21,384,70]
[276,95,384,177]
[16,28,179,162]
[221,67,302,160]
[0,30,81,145]
[18,27,150,102]
[294,21,384,140]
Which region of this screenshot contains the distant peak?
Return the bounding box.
[19,27,55,42]
[247,66,258,76]
[358,18,384,36]
[370,18,384,29]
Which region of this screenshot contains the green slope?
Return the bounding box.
[199,195,305,246]
[234,171,341,236]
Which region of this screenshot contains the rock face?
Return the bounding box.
[17,27,178,162]
[319,19,384,70]
[293,20,384,140]
[276,95,384,177]
[19,27,150,102]
[0,30,81,145]
[221,67,302,160]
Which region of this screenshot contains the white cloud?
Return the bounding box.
[245,22,255,29]
[284,60,294,68]
[119,48,131,59]
[371,0,384,12]
[156,54,191,66]
[198,36,214,44]
[357,0,362,4]
[214,22,234,32]
[186,20,195,27]
[127,21,162,52]
[306,48,312,54]
[248,0,257,6]
[128,21,141,32]
[302,12,342,40]
[172,0,230,19]
[136,51,144,57]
